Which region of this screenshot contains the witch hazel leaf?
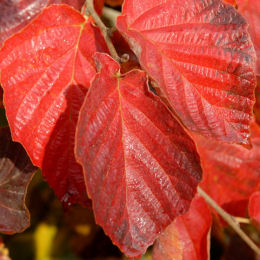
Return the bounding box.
[235,0,260,74]
[0,4,108,207]
[0,0,86,47]
[153,195,212,260]
[117,0,256,145]
[0,127,37,234]
[194,122,260,217]
[248,191,260,229]
[254,75,260,124]
[75,53,202,258]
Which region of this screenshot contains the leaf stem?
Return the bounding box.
[86,0,122,63]
[197,187,260,256]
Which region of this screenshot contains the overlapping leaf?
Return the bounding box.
[194,122,260,216]
[0,5,108,207]
[235,0,260,74]
[153,195,212,260]
[75,53,202,257]
[248,191,260,229]
[0,0,87,47]
[0,127,37,234]
[117,0,256,145]
[254,75,260,124]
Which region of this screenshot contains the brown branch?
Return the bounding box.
[198,187,260,256]
[86,0,122,63]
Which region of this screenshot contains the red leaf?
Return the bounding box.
[236,0,260,74]
[248,191,260,228]
[117,0,256,145]
[194,122,260,216]
[254,75,260,124]
[0,127,37,234]
[0,5,107,207]
[75,53,202,257]
[0,0,86,47]
[153,195,212,260]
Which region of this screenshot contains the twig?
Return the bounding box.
[102,7,121,27]
[197,187,260,256]
[86,0,122,63]
[234,217,251,224]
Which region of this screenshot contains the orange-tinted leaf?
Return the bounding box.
[117,0,256,145]
[236,0,260,74]
[0,5,107,207]
[94,0,105,14]
[153,195,212,260]
[75,53,202,257]
[0,127,37,234]
[0,0,85,47]
[224,0,237,6]
[248,191,260,228]
[194,122,260,216]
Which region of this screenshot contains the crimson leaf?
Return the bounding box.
[0,5,108,207]
[117,0,256,145]
[194,122,260,217]
[248,191,260,229]
[75,53,202,257]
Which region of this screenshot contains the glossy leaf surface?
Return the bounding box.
[0,0,86,47]
[153,195,212,260]
[236,0,260,73]
[117,0,256,145]
[0,5,107,207]
[0,127,37,234]
[194,122,260,216]
[248,191,260,228]
[75,53,202,257]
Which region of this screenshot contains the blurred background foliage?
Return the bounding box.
[1,171,260,260]
[1,171,152,260]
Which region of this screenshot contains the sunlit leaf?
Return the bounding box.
[0,5,108,207]
[75,53,202,257]
[117,0,256,145]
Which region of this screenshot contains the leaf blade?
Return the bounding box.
[0,5,107,207]
[0,127,37,234]
[153,195,212,260]
[194,122,260,216]
[117,0,256,145]
[75,53,202,257]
